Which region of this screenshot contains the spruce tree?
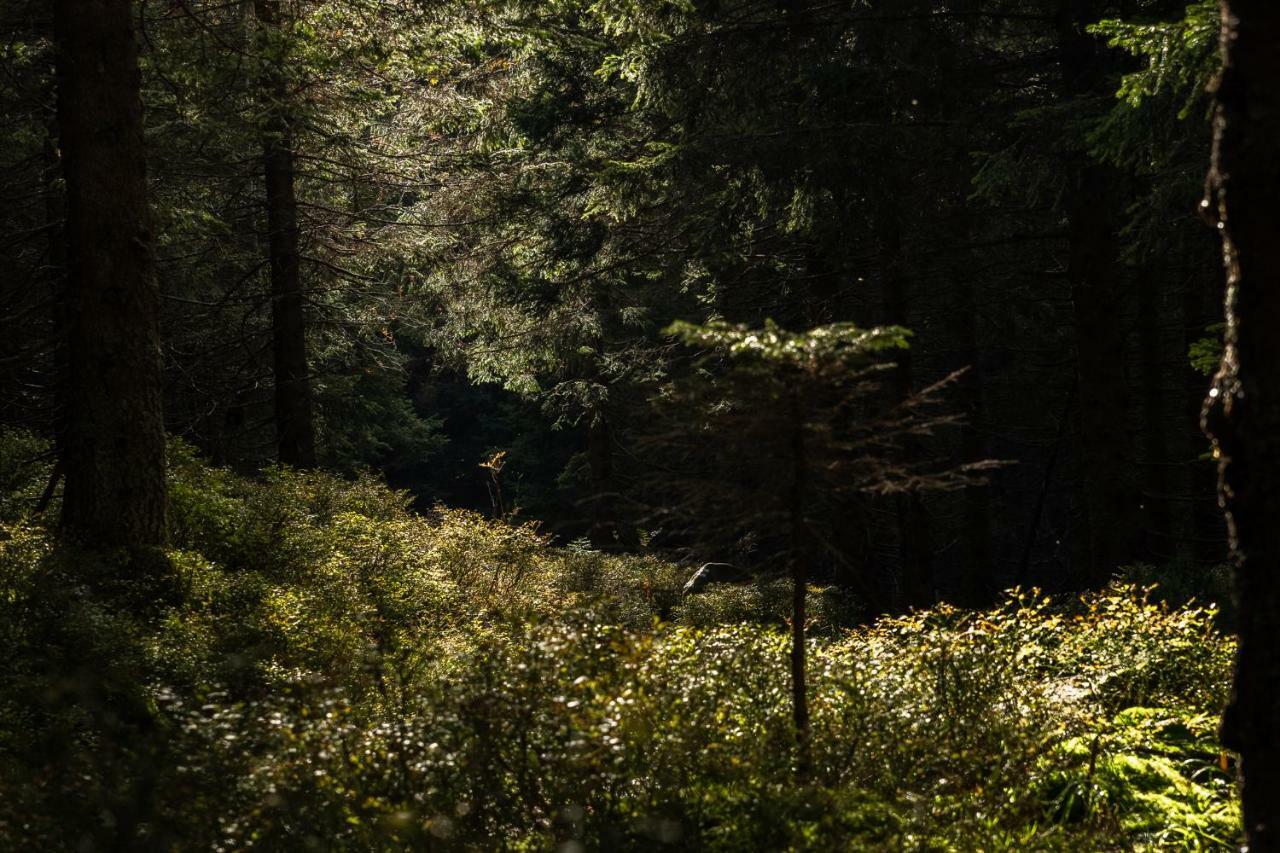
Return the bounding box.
[54,0,167,549]
[1201,0,1280,841]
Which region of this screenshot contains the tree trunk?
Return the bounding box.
[1201,1,1280,844]
[1058,0,1140,585]
[1180,252,1228,564]
[54,0,167,549]
[942,199,994,604]
[1066,167,1138,584]
[255,0,315,468]
[790,543,809,779]
[788,398,811,780]
[586,411,638,550]
[43,123,68,461]
[587,413,617,549]
[877,207,934,608]
[1137,269,1173,561]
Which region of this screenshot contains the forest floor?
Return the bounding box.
[0,437,1241,850]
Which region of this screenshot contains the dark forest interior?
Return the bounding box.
[2,0,1279,849]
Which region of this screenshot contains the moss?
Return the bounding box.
[1110,706,1220,759]
[1039,708,1239,849]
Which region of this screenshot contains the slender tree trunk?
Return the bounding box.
[1066,167,1138,583]
[1058,0,1140,585]
[54,0,167,549]
[790,545,809,778]
[1137,269,1173,561]
[43,122,68,461]
[255,0,315,468]
[587,413,618,549]
[955,345,993,602]
[943,198,994,603]
[877,206,934,608]
[1201,1,1280,843]
[586,411,639,550]
[1018,387,1076,586]
[787,392,811,780]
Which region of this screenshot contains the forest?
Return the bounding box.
[1,0,1278,849]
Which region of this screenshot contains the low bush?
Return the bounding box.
[0,440,1239,850]
[0,428,53,523]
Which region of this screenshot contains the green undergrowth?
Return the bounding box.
[0,436,1239,850]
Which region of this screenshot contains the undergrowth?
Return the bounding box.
[0,434,1239,850]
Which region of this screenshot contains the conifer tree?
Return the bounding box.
[654,320,991,776]
[253,0,315,468]
[1200,0,1280,842]
[54,0,167,548]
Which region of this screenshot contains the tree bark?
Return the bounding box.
[877,205,934,608]
[1066,167,1138,584]
[1058,0,1140,585]
[587,412,636,550]
[255,0,315,468]
[1201,1,1280,844]
[790,541,810,780]
[787,392,811,781]
[43,121,69,469]
[587,413,614,548]
[54,0,167,549]
[1137,269,1174,561]
[943,199,994,604]
[1182,257,1228,566]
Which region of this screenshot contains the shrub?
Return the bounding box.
[1057,584,1232,715]
[0,438,1241,850]
[0,429,53,523]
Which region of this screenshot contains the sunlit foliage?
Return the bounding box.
[0,439,1238,849]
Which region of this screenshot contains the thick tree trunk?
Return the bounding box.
[255,0,315,468]
[54,0,167,549]
[1059,1,1140,585]
[1181,258,1229,565]
[1201,1,1280,844]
